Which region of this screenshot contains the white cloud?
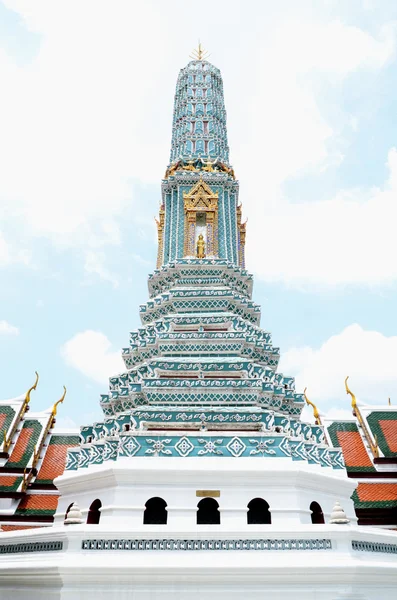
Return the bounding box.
[61,330,124,384]
[84,251,119,288]
[247,147,397,286]
[0,320,19,335]
[279,324,397,409]
[0,0,169,250]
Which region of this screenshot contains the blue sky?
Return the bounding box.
[1,0,397,428]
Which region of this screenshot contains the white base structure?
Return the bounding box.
[0,522,396,599]
[0,458,396,599]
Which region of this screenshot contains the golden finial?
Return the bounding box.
[25,371,39,405]
[345,376,357,410]
[190,41,209,61]
[388,397,391,406]
[304,387,321,425]
[51,386,66,418]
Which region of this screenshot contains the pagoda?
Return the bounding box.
[0,49,396,600]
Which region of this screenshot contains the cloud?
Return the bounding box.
[0,231,30,268]
[84,251,119,288]
[0,320,19,335]
[0,0,168,251]
[238,19,397,287]
[247,148,397,286]
[237,19,395,195]
[279,323,397,410]
[61,330,124,384]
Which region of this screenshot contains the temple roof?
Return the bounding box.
[326,397,397,525]
[0,377,79,531]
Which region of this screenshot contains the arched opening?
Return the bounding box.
[87,499,102,525]
[310,501,325,524]
[247,498,271,524]
[143,497,168,525]
[197,497,220,525]
[64,503,74,521]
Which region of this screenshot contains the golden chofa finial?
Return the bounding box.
[304,387,322,425]
[345,376,357,411]
[52,386,66,418]
[388,397,391,406]
[25,371,39,406]
[190,41,209,61]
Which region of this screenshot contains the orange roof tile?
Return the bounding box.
[0,413,8,431]
[8,428,33,463]
[379,420,397,453]
[0,525,39,532]
[17,494,59,511]
[336,430,373,468]
[357,483,397,503]
[0,476,20,487]
[37,443,71,481]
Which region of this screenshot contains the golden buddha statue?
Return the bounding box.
[197,234,205,258]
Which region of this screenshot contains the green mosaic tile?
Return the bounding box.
[0,405,16,436]
[366,412,397,457]
[351,489,397,509]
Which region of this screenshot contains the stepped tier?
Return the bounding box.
[66,257,345,475]
[147,259,253,298]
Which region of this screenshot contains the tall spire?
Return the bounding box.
[169,54,230,165]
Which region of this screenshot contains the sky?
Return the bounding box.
[1,0,397,429]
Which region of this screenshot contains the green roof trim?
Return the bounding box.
[0,476,22,492]
[49,434,80,446]
[351,489,397,509]
[0,405,16,437]
[15,508,56,516]
[327,421,358,447]
[327,421,376,473]
[366,412,397,457]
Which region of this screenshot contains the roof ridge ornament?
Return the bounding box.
[3,371,39,453]
[190,41,209,61]
[345,376,379,459]
[52,385,67,419]
[344,376,357,410]
[25,371,39,407]
[304,387,322,426]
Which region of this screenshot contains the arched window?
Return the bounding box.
[87,499,102,525]
[143,497,168,525]
[195,120,203,134]
[195,139,204,154]
[197,497,220,525]
[64,503,74,521]
[247,498,271,524]
[310,501,325,524]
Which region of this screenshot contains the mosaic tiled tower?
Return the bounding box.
[65,55,345,474]
[1,51,397,600]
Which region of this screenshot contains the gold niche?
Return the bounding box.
[183,178,219,258]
